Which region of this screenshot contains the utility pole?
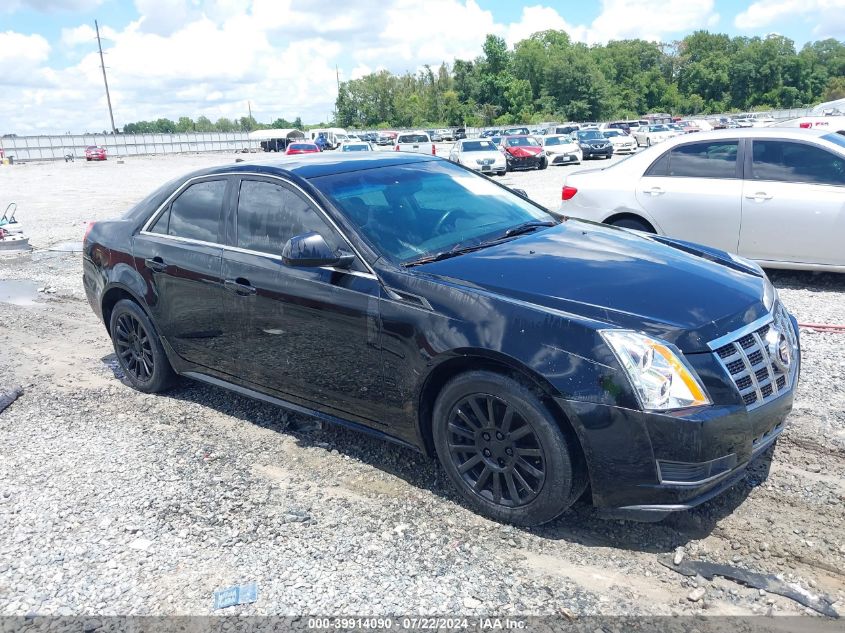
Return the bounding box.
[248,100,253,122]
[95,20,117,135]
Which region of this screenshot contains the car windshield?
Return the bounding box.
[461,140,496,151]
[603,130,623,137]
[398,134,429,143]
[649,125,670,132]
[505,137,540,147]
[543,136,565,146]
[504,128,528,135]
[577,131,604,140]
[312,160,553,264]
[342,144,370,151]
[289,144,315,150]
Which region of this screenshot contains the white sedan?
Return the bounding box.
[559,128,845,272]
[601,129,638,154]
[539,134,582,165]
[448,138,507,176]
[632,124,676,147]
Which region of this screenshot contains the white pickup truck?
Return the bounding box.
[395,131,435,155]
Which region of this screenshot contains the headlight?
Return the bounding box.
[762,277,777,311]
[601,330,711,411]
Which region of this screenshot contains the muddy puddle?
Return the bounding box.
[0,280,39,306]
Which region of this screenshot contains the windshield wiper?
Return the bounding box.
[403,221,558,268]
[403,242,488,267]
[502,220,557,238]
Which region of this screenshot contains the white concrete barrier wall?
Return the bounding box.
[0,132,259,162]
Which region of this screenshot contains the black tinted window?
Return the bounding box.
[165,180,226,242]
[668,141,738,178]
[645,151,670,176]
[751,140,845,185]
[236,180,338,255]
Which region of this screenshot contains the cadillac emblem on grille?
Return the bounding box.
[767,326,791,370]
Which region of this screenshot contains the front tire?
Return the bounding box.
[538,158,548,170]
[432,371,583,526]
[646,137,652,147]
[110,299,176,393]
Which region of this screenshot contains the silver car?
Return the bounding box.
[560,128,845,272]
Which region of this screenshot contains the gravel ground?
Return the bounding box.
[0,152,844,620]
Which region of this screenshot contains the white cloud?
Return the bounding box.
[588,0,719,43]
[3,0,104,12]
[506,6,588,45]
[60,23,96,46]
[735,0,845,37]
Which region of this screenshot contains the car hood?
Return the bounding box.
[545,144,579,153]
[413,222,768,353]
[505,145,542,157]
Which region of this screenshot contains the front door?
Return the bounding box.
[738,138,845,266]
[220,176,384,421]
[635,139,743,253]
[132,177,231,369]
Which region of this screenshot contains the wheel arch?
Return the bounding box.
[603,212,657,233]
[417,350,588,477]
[100,284,151,336]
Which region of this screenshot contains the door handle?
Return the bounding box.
[224,279,257,296]
[745,192,773,201]
[644,187,665,196]
[144,257,166,272]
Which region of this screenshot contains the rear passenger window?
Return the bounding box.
[236,180,339,255]
[644,151,670,176]
[668,141,738,178]
[751,140,845,186]
[153,180,226,242]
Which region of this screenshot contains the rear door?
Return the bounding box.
[133,177,231,369]
[219,176,384,419]
[738,138,845,266]
[634,139,743,253]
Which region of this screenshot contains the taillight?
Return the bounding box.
[395,145,400,151]
[799,122,812,129]
[83,221,96,243]
[561,186,578,201]
[432,144,436,155]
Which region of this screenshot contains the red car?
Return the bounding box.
[500,135,547,171]
[285,142,320,155]
[85,145,107,161]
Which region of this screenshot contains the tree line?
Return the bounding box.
[122,115,304,135]
[335,30,845,128]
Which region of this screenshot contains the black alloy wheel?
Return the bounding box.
[447,394,546,507]
[114,312,154,382]
[433,371,585,526]
[109,299,176,393]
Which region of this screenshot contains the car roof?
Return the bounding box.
[667,127,833,141]
[189,152,439,180]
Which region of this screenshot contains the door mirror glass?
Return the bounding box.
[282,232,354,268]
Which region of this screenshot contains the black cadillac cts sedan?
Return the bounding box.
[83,153,800,526]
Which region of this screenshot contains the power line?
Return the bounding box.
[95,20,117,135]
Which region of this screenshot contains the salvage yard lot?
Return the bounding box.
[0,152,844,617]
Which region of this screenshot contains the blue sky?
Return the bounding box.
[1,1,843,134]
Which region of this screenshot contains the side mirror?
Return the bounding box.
[282,232,354,268]
[511,188,529,199]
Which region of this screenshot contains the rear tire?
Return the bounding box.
[609,217,653,232]
[497,170,506,176]
[432,371,583,526]
[109,299,176,393]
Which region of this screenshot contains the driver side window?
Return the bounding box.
[236,179,340,256]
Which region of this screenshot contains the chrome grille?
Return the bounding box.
[709,302,798,411]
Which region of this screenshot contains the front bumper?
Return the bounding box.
[557,373,795,514]
[582,146,613,158]
[506,154,543,170]
[549,151,582,164]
